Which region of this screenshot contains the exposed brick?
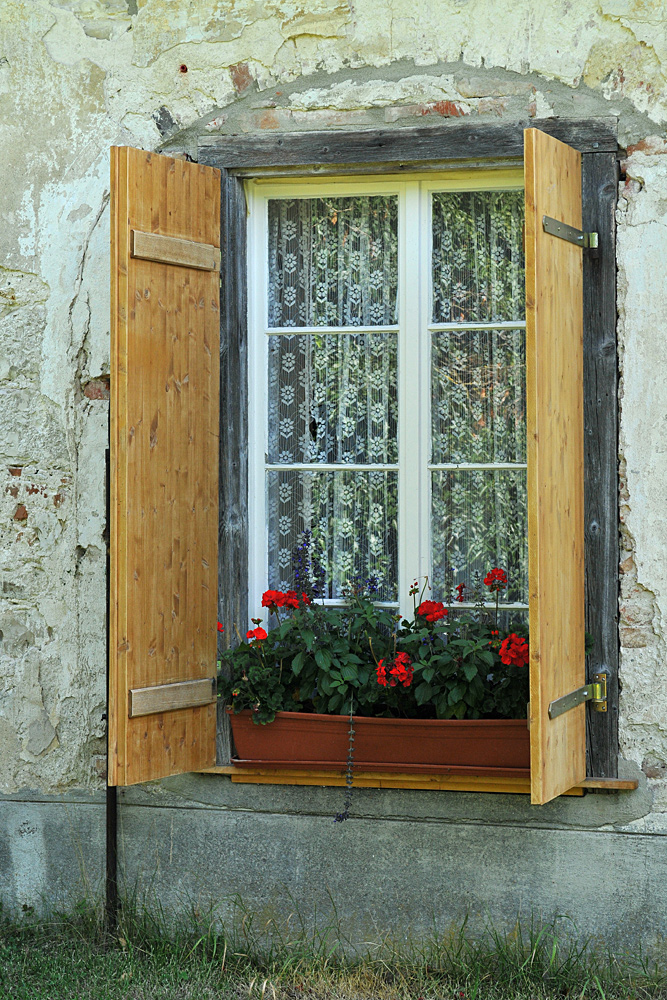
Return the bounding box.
[257,110,280,129]
[92,756,108,780]
[5,485,18,498]
[243,108,375,132]
[431,100,466,117]
[8,466,22,476]
[620,626,651,648]
[204,115,227,131]
[13,504,28,521]
[229,62,254,94]
[619,554,635,575]
[643,759,667,780]
[477,97,509,116]
[83,377,110,401]
[386,101,466,121]
[626,136,667,156]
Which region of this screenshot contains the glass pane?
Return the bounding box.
[432,190,525,324]
[267,469,398,601]
[431,327,526,464]
[268,333,398,464]
[431,469,528,604]
[268,196,398,328]
[447,607,529,631]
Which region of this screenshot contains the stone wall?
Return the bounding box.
[1,0,667,935]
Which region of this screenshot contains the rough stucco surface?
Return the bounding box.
[1,0,667,933]
[617,138,667,822]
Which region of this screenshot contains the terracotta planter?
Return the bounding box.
[229,710,530,777]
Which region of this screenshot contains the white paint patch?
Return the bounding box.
[289,74,462,109]
[17,186,37,259]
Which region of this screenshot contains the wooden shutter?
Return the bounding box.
[109,147,220,786]
[525,128,586,804]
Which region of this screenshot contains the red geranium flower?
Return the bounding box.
[416,600,448,624]
[261,590,284,608]
[376,651,414,688]
[484,567,507,592]
[217,622,224,633]
[261,589,311,610]
[246,626,268,642]
[455,582,466,603]
[499,633,529,668]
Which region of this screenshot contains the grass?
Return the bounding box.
[1,897,666,1000]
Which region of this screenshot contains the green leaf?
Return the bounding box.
[448,685,463,705]
[463,662,478,682]
[292,651,306,675]
[315,649,331,670]
[414,682,433,705]
[277,620,293,640]
[436,695,450,717]
[301,630,315,650]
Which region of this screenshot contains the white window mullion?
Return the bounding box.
[398,183,427,616]
[421,184,435,605]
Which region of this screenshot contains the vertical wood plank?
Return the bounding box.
[215,171,248,765]
[109,147,220,786]
[582,152,619,778]
[525,128,586,805]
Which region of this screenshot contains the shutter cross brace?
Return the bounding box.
[549,670,608,720]
[543,215,599,249]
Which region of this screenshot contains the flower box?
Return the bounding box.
[229,710,530,777]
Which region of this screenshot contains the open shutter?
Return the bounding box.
[525,128,586,804]
[109,147,220,786]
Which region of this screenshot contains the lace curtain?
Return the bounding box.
[267,470,398,602]
[430,190,528,604]
[268,196,398,327]
[266,197,399,601]
[263,190,527,606]
[432,190,525,324]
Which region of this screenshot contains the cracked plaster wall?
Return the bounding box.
[0,0,666,831]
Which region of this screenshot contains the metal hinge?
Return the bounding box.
[548,669,608,720]
[543,215,599,249]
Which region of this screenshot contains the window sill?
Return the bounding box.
[200,765,637,796]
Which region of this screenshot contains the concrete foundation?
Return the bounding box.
[2,770,665,951]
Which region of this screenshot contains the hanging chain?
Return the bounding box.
[334,698,355,823]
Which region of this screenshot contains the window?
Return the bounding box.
[109,122,622,801]
[247,172,529,622]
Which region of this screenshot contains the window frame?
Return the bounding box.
[198,119,619,780]
[246,170,528,621]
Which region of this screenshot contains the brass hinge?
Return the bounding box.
[543,215,599,249]
[548,669,608,720]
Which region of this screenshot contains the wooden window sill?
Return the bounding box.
[200,766,637,796]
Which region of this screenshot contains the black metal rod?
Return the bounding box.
[104,444,118,933]
[105,783,118,932]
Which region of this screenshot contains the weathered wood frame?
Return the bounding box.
[198,119,619,779]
